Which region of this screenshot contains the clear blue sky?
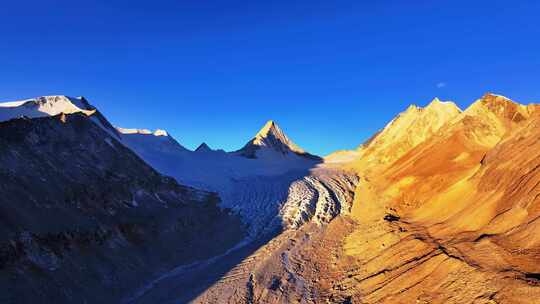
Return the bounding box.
[1,1,539,155]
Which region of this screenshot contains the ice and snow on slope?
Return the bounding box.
[118,120,322,193]
[116,128,169,137]
[116,120,358,237]
[119,128,320,192]
[0,96,96,121]
[279,169,358,229]
[0,95,121,139]
[206,167,358,237]
[0,95,357,236]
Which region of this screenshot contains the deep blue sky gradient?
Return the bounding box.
[1,1,539,155]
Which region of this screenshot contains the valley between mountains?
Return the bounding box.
[1,94,539,303]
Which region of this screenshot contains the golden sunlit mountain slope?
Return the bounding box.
[332,93,540,303]
[194,93,540,304]
[340,98,462,173]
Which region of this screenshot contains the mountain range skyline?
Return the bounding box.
[3,1,540,156]
[2,90,539,303]
[2,2,540,302]
[1,92,532,156]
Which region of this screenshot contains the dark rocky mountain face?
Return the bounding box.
[0,113,244,303]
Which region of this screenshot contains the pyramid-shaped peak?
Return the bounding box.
[251,120,299,149]
[265,119,276,126]
[255,120,281,138]
[235,120,320,160]
[195,142,212,152]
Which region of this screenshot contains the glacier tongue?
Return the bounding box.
[222,167,359,237]
[280,168,358,229]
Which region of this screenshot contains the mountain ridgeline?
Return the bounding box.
[0,93,539,303]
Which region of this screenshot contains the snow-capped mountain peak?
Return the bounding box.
[254,119,278,137]
[0,95,95,122]
[252,120,302,151]
[0,95,121,139]
[236,120,319,159]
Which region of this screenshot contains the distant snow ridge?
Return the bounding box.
[116,119,323,193]
[116,128,170,137]
[116,126,191,179]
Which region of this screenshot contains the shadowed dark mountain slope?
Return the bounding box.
[0,113,244,304]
